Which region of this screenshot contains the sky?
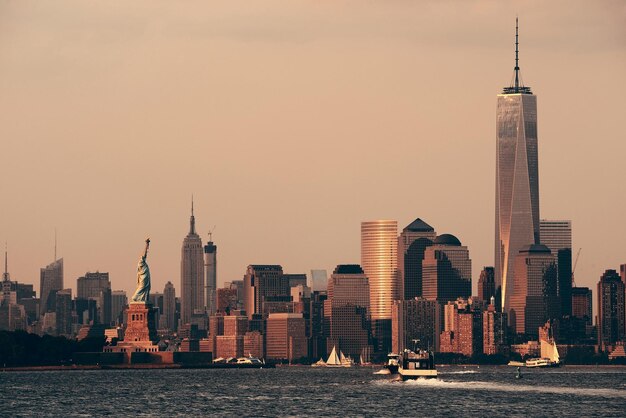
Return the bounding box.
[1,1,625,302]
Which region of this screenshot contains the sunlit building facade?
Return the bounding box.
[540,219,573,316]
[40,258,63,316]
[361,220,398,355]
[181,201,205,325]
[495,21,540,314]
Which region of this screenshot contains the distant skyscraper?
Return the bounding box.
[571,287,592,326]
[422,234,472,304]
[483,301,508,355]
[478,267,496,304]
[204,239,217,315]
[540,219,573,316]
[361,220,398,355]
[495,20,540,313]
[242,265,287,319]
[324,264,372,359]
[55,289,72,336]
[508,244,557,338]
[310,269,328,292]
[397,218,437,299]
[111,290,127,325]
[163,281,176,331]
[77,272,111,324]
[181,200,205,325]
[265,313,308,361]
[597,270,625,351]
[40,258,63,316]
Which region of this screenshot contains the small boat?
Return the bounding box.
[507,361,525,367]
[525,339,561,368]
[398,349,437,380]
[311,358,326,367]
[386,353,400,374]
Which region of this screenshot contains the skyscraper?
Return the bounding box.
[478,267,496,304]
[392,298,440,353]
[204,239,217,315]
[181,200,205,325]
[111,290,128,325]
[310,269,328,292]
[40,258,63,316]
[361,220,398,355]
[495,19,540,313]
[397,218,436,299]
[163,281,176,331]
[597,270,625,351]
[540,219,573,316]
[77,272,112,324]
[55,289,72,337]
[422,234,472,304]
[508,244,558,338]
[324,264,372,359]
[572,287,592,326]
[242,264,287,319]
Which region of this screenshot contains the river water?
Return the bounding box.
[2,365,625,416]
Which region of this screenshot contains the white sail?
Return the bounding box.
[540,339,552,359]
[326,346,341,365]
[552,343,560,363]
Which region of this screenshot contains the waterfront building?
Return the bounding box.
[310,269,328,292]
[439,298,483,357]
[216,335,244,358]
[478,267,496,305]
[204,239,217,315]
[181,200,205,325]
[163,281,176,331]
[265,312,307,361]
[40,258,63,316]
[361,220,398,355]
[324,265,372,360]
[508,244,558,338]
[572,287,592,326]
[391,298,440,353]
[422,234,472,304]
[55,289,73,337]
[495,20,541,313]
[540,219,573,316]
[397,218,437,299]
[597,270,625,351]
[483,299,508,355]
[242,265,288,319]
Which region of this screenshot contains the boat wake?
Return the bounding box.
[441,370,477,375]
[373,378,626,398]
[373,369,391,375]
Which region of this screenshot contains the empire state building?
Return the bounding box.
[495,19,540,313]
[181,199,205,325]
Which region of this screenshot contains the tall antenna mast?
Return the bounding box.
[3,242,9,282]
[54,228,57,261]
[514,17,519,92]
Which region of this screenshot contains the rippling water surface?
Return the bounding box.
[2,366,625,416]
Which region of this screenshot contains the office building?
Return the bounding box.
[77,272,111,324]
[392,298,440,353]
[540,219,573,316]
[310,269,328,292]
[439,298,483,357]
[55,289,72,337]
[163,281,176,331]
[40,258,63,316]
[495,20,541,313]
[422,234,472,304]
[397,218,437,299]
[242,265,287,319]
[204,239,217,315]
[181,200,205,324]
[265,313,307,361]
[508,244,558,338]
[361,220,398,355]
[478,267,496,304]
[597,270,625,351]
[483,299,508,355]
[572,287,592,326]
[324,265,371,359]
[111,290,127,326]
[285,274,307,288]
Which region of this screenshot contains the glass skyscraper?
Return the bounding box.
[495,20,540,314]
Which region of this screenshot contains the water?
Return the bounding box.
[1,366,625,416]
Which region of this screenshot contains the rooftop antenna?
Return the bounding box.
[208,226,216,242]
[514,16,519,92]
[3,242,9,282]
[54,228,57,261]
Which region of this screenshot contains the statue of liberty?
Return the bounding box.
[131,238,151,303]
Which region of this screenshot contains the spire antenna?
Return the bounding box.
[189,195,196,235]
[514,16,519,91]
[54,228,57,261]
[3,242,9,282]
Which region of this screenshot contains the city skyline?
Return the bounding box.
[1,2,625,304]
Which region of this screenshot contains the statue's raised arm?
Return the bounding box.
[132,238,152,303]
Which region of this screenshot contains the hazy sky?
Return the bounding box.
[1,1,625,301]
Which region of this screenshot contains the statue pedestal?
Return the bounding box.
[124,302,158,343]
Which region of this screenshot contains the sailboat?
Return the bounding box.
[324,346,354,368]
[526,339,561,368]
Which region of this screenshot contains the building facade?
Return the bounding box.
[495,21,540,314]
[361,220,398,355]
[540,219,573,316]
[204,240,217,316]
[391,298,440,353]
[422,234,472,304]
[181,202,205,325]
[40,258,63,316]
[572,287,592,326]
[478,267,496,304]
[265,313,307,361]
[597,270,625,351]
[397,218,437,300]
[242,265,287,319]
